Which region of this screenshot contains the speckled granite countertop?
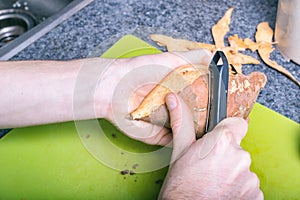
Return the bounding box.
[1,0,299,136]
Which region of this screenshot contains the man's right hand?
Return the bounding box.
[159,93,263,200]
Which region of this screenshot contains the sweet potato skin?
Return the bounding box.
[131,64,267,137]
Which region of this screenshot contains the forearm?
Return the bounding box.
[0,58,111,128]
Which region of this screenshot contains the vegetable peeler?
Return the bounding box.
[205,51,229,132]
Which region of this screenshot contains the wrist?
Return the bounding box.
[91,58,129,120]
[71,58,109,121]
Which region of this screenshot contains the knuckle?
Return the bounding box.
[249,171,259,181]
[257,190,264,200]
[241,151,252,166]
[171,116,183,131]
[249,172,262,196]
[220,126,234,141]
[242,150,252,161]
[234,149,252,168]
[243,175,263,200]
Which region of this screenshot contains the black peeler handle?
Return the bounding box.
[205,51,229,133]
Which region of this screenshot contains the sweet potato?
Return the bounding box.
[130,64,267,137]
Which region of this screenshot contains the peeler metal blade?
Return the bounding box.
[205,51,229,133]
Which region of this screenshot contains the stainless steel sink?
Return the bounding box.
[0,0,93,60]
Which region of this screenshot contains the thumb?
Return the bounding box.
[198,117,249,159]
[165,93,196,163]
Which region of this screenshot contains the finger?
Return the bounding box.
[129,83,157,112]
[171,49,213,66]
[166,93,196,162]
[245,172,264,200]
[156,132,173,146]
[198,117,248,159]
[138,126,172,146]
[238,170,263,200]
[122,119,171,145]
[130,49,212,71]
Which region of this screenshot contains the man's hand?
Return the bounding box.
[159,93,263,200]
[0,50,210,130]
[98,50,211,145]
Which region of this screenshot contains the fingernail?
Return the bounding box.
[125,114,133,120]
[166,93,177,111]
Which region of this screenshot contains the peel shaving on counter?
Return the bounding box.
[150,7,300,86]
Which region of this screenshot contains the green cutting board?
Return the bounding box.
[0,35,299,200]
